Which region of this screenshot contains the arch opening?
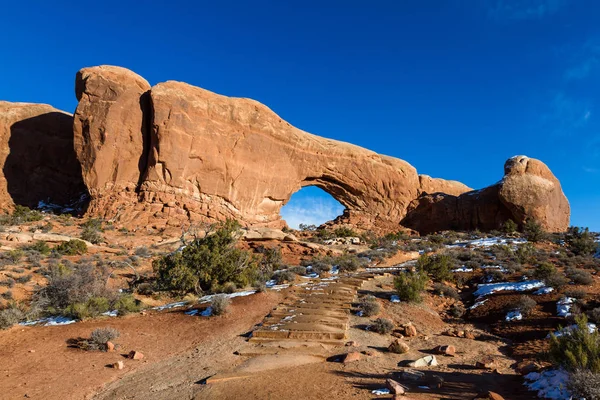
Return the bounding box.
[280,186,345,229]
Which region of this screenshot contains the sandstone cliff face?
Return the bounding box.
[73,65,151,215]
[402,156,570,234]
[0,102,86,209]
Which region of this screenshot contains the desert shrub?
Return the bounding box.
[545,272,569,289]
[483,269,505,283]
[513,295,537,316]
[66,296,111,320]
[81,227,103,245]
[448,303,465,318]
[566,227,598,257]
[272,270,296,284]
[222,282,237,294]
[432,283,459,300]
[336,253,367,272]
[210,294,230,316]
[359,295,380,317]
[568,369,600,400]
[394,270,428,303]
[301,255,334,274]
[534,262,556,279]
[25,241,51,256]
[54,240,88,256]
[0,278,15,288]
[82,327,121,351]
[254,281,267,293]
[1,291,12,300]
[566,268,594,285]
[6,249,24,264]
[503,219,518,234]
[549,314,600,372]
[15,275,31,284]
[0,205,43,225]
[565,289,588,300]
[0,304,24,329]
[416,254,454,282]
[287,266,307,275]
[135,282,155,296]
[134,246,152,258]
[298,223,317,231]
[153,219,257,294]
[256,245,283,279]
[515,243,536,264]
[81,218,103,231]
[333,227,357,238]
[113,294,141,315]
[370,317,394,334]
[524,219,546,242]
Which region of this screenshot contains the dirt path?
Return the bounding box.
[0,292,281,400]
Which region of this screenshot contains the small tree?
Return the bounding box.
[524,219,546,242]
[394,270,428,302]
[549,314,600,372]
[565,227,598,256]
[503,219,518,234]
[417,254,454,282]
[153,219,258,294]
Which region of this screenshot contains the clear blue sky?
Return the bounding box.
[1,0,598,231]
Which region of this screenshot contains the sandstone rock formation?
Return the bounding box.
[0,65,571,234]
[402,156,570,234]
[0,102,86,209]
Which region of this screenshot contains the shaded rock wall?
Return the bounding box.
[0,102,87,209]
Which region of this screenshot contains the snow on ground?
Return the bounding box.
[198,290,257,304]
[480,265,508,272]
[470,299,487,310]
[152,301,188,311]
[453,266,473,272]
[20,316,77,327]
[548,323,597,338]
[505,310,522,321]
[556,297,575,318]
[534,287,554,295]
[524,369,572,399]
[473,280,544,297]
[390,295,401,303]
[371,388,391,395]
[447,237,527,249]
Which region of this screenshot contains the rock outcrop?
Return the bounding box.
[0,66,571,234]
[402,156,570,234]
[0,102,86,209]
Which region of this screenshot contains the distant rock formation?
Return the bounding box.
[0,102,86,209]
[0,66,571,234]
[401,156,570,234]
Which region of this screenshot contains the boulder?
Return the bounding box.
[402,156,569,234]
[388,339,410,354]
[434,345,456,356]
[476,357,495,369]
[106,341,115,352]
[112,361,124,370]
[0,102,86,209]
[386,378,407,395]
[128,351,144,360]
[408,355,438,368]
[342,352,361,363]
[402,323,417,337]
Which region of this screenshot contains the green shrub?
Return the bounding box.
[54,240,88,255]
[333,227,357,238]
[549,314,600,372]
[66,296,111,319]
[545,272,569,289]
[0,303,24,329]
[114,294,141,315]
[210,294,230,316]
[272,270,296,284]
[590,308,600,324]
[25,241,51,256]
[77,327,121,351]
[524,219,546,242]
[0,205,43,225]
[370,317,394,334]
[515,243,536,264]
[566,268,594,285]
[503,219,518,234]
[335,253,367,272]
[256,245,283,280]
[301,255,333,274]
[81,228,103,245]
[534,262,556,279]
[394,270,428,303]
[417,254,454,282]
[448,303,465,318]
[222,282,237,294]
[359,295,380,317]
[81,218,104,231]
[6,249,24,264]
[513,295,537,317]
[566,227,598,256]
[154,220,257,294]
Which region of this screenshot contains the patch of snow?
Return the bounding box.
[505,310,522,321]
[371,388,390,395]
[152,301,188,311]
[330,266,339,275]
[470,299,487,310]
[524,369,572,399]
[185,309,199,316]
[102,310,118,317]
[549,323,597,338]
[20,316,78,327]
[534,287,554,295]
[198,290,257,304]
[557,297,575,318]
[453,266,473,273]
[390,295,401,303]
[200,307,213,317]
[473,280,544,297]
[356,310,364,317]
[480,265,508,272]
[447,237,527,249]
[418,386,430,390]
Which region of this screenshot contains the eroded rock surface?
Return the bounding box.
[0,101,86,209]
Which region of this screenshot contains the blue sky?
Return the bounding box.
[1,0,599,230]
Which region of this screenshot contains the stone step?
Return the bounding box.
[263,315,349,330]
[247,336,346,346]
[269,308,349,319]
[251,327,347,341]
